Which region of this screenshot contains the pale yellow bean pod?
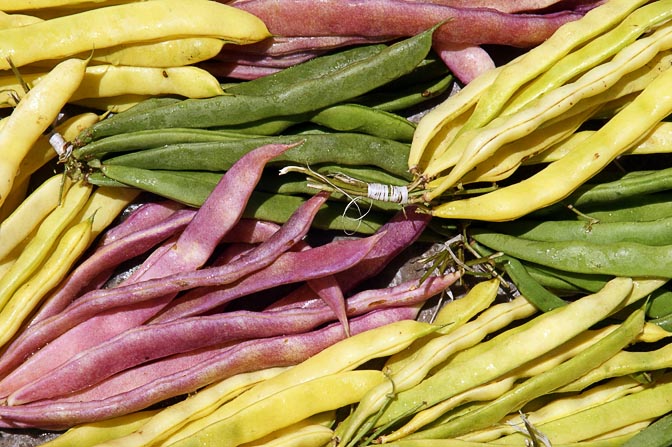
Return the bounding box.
[0,0,269,69]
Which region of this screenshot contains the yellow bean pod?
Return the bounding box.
[503,0,672,116]
[246,424,334,447]
[166,320,437,446]
[0,217,93,347]
[407,66,502,172]
[72,186,141,240]
[95,367,288,447]
[0,11,43,28]
[433,278,500,327]
[0,0,270,69]
[424,21,672,196]
[495,374,672,445]
[89,38,226,68]
[239,412,335,447]
[461,376,645,443]
[459,106,597,184]
[0,63,223,105]
[0,0,132,10]
[335,295,535,447]
[0,179,91,312]
[39,410,161,447]
[528,121,672,164]
[0,57,87,208]
[0,174,64,262]
[430,60,672,221]
[460,0,650,132]
[0,175,30,221]
[167,370,385,447]
[69,65,224,100]
[382,324,618,442]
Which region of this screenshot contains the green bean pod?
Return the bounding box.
[622,411,672,447]
[482,214,672,246]
[472,229,672,278]
[308,104,416,142]
[472,241,567,311]
[356,72,454,112]
[99,133,412,180]
[88,167,388,233]
[77,27,436,142]
[647,287,672,319]
[523,261,610,294]
[223,44,387,97]
[73,128,261,161]
[535,167,672,219]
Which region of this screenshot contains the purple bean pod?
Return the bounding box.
[27,209,196,326]
[97,200,185,246]
[131,143,298,281]
[8,271,454,405]
[233,0,586,47]
[150,231,384,323]
[9,270,458,408]
[0,192,329,396]
[0,307,420,429]
[268,205,431,310]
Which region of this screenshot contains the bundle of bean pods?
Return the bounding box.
[0,143,457,436]
[5,0,672,446]
[403,0,672,221]
[35,275,672,447]
[68,27,453,235]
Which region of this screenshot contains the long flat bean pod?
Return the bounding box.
[483,215,672,245]
[87,168,389,233]
[472,229,672,278]
[76,27,436,142]
[99,133,412,179]
[502,0,672,115]
[167,370,385,447]
[74,128,260,161]
[223,44,386,97]
[559,166,672,210]
[426,20,672,199]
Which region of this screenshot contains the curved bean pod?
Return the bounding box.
[99,133,412,179]
[89,37,226,68]
[0,58,87,208]
[0,218,92,348]
[0,180,91,312]
[69,65,224,101]
[0,174,63,262]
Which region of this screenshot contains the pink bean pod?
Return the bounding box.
[0,192,328,398]
[0,307,420,429]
